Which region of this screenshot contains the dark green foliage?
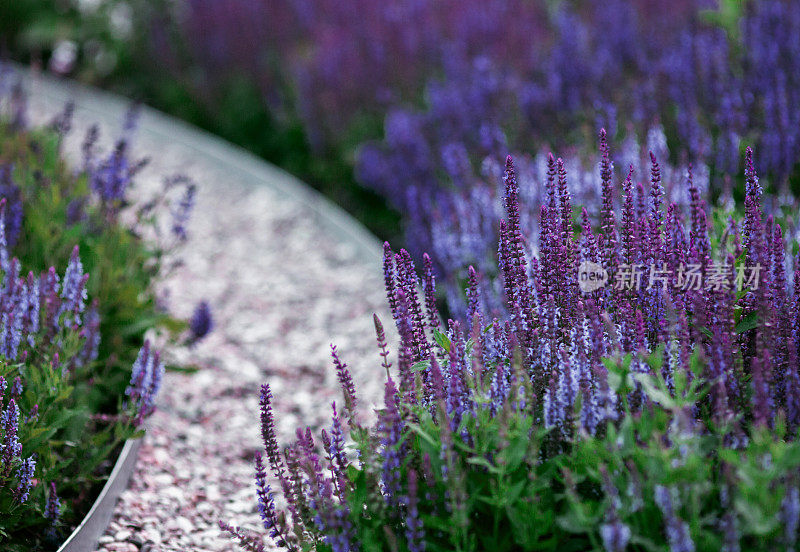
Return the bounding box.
[316,353,800,552]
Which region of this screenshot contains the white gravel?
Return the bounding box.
[25,72,395,551]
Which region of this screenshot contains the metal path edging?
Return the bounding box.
[56,438,143,552]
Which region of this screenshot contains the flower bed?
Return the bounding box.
[226,141,800,551]
[0,79,197,549]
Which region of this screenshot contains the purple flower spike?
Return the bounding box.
[446,323,467,432]
[254,452,284,543]
[2,398,22,474]
[1,311,22,361]
[600,520,632,552]
[654,486,695,552]
[331,344,357,418]
[599,466,631,552]
[45,482,62,538]
[0,198,10,273]
[599,128,619,278]
[328,403,350,497]
[171,182,197,241]
[383,242,399,320]
[373,314,393,378]
[125,340,165,425]
[13,456,35,503]
[378,378,405,507]
[23,271,40,345]
[781,485,800,550]
[59,246,88,328]
[466,266,482,332]
[404,470,425,552]
[259,384,288,485]
[76,301,101,367]
[422,253,440,329]
[10,377,22,398]
[189,300,214,341]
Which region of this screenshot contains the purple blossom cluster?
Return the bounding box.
[0,201,97,367]
[384,137,798,446]
[0,201,110,520]
[44,482,62,538]
[0,166,23,248]
[163,0,550,148]
[355,0,800,309]
[0,71,178,545]
[80,106,148,215]
[233,137,800,550]
[1,380,36,506]
[189,300,213,342]
[124,339,164,426]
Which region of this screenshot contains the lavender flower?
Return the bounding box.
[13,456,35,503]
[58,246,89,329]
[600,466,631,552]
[782,485,800,549]
[600,520,632,552]
[44,482,62,538]
[0,311,22,361]
[331,345,356,418]
[1,398,21,474]
[90,142,133,205]
[10,377,22,398]
[0,198,10,273]
[258,383,292,510]
[404,470,425,552]
[373,314,393,379]
[654,485,695,552]
[324,402,349,502]
[171,182,197,241]
[254,452,285,543]
[0,169,23,249]
[378,378,405,507]
[76,301,101,367]
[22,271,40,345]
[125,340,165,425]
[232,131,800,551]
[189,300,213,341]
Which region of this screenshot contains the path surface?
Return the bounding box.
[25,71,395,552]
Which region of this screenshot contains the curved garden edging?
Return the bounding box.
[56,438,143,552]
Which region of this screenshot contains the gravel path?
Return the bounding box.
[25,71,395,552]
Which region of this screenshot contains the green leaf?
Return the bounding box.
[735,312,759,334]
[433,328,451,352]
[411,360,430,373]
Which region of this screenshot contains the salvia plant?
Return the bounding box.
[358,0,800,304]
[1,73,200,409]
[0,208,161,548]
[0,74,202,548]
[227,138,800,551]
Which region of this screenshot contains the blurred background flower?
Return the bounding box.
[3,0,798,314]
